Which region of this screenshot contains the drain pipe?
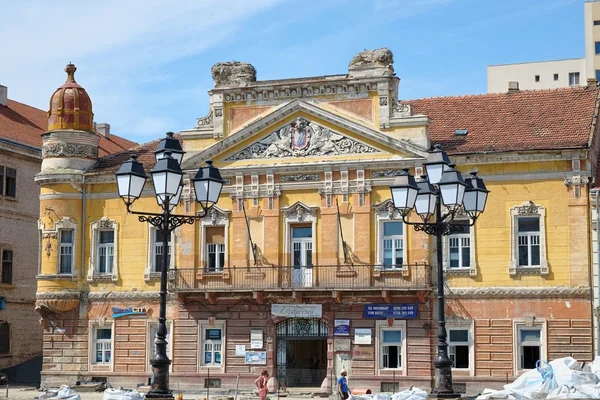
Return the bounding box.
[81,175,87,284]
[595,189,600,356]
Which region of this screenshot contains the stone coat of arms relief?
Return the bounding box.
[225,117,379,161]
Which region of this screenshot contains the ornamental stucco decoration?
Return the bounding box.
[516,201,539,215]
[211,61,257,87]
[204,207,229,226]
[348,48,394,70]
[197,111,213,127]
[280,174,321,182]
[447,286,590,299]
[391,101,412,117]
[372,169,402,178]
[225,117,379,160]
[42,143,98,159]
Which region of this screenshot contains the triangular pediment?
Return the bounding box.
[182,99,428,169]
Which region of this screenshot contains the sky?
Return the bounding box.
[0,0,584,145]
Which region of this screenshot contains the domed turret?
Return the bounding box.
[48,63,94,132]
[39,64,99,175]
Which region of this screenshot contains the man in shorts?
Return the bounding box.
[338,369,350,400]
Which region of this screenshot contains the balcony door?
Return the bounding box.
[291,226,313,288]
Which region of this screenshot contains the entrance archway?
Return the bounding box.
[276,318,328,387]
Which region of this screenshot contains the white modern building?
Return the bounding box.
[487,1,600,93]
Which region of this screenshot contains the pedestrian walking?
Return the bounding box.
[338,369,350,400]
[255,370,269,400]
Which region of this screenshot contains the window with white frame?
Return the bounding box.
[448,222,470,269]
[509,202,548,275]
[152,229,172,273]
[518,327,542,370]
[448,328,470,369]
[381,329,402,369]
[205,226,225,272]
[59,229,74,274]
[96,231,114,274]
[517,217,540,267]
[382,221,403,268]
[203,327,223,366]
[93,326,112,364]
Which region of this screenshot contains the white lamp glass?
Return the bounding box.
[463,189,478,213]
[415,192,436,216]
[425,163,445,185]
[194,180,208,206]
[151,172,167,197]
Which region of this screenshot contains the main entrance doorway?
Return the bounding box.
[276,318,327,387]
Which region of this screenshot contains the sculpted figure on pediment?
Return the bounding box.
[225,117,379,161]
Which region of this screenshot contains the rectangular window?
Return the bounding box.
[94,327,112,364]
[0,166,4,195]
[534,75,540,83]
[0,322,9,354]
[448,222,470,269]
[59,230,74,274]
[381,329,402,369]
[595,20,600,26]
[517,217,541,267]
[203,328,222,366]
[448,329,470,369]
[382,221,403,268]
[96,231,114,274]
[1,250,12,284]
[153,230,171,272]
[207,244,225,272]
[596,42,600,55]
[5,168,16,198]
[569,72,580,86]
[518,328,541,370]
[596,70,600,82]
[553,73,558,81]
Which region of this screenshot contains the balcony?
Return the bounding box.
[172,263,432,293]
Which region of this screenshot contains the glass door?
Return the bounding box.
[291,226,313,287]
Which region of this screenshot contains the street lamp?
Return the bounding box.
[390,144,489,398]
[115,133,224,400]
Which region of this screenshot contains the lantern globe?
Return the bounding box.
[438,164,467,211]
[192,160,224,212]
[415,177,437,218]
[463,171,489,218]
[115,154,147,205]
[423,144,451,185]
[154,132,185,164]
[390,169,419,215]
[150,152,183,201]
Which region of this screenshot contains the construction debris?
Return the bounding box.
[477,357,600,400]
[36,385,81,400]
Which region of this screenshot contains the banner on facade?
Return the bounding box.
[354,328,372,345]
[271,304,322,318]
[245,351,267,365]
[363,304,418,319]
[111,307,148,319]
[334,319,350,336]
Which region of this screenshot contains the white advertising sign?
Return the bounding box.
[354,328,372,345]
[236,345,246,356]
[271,304,322,318]
[251,329,264,349]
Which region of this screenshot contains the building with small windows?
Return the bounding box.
[0,72,135,382]
[487,1,600,93]
[35,49,600,394]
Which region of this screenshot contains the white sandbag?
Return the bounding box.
[349,395,373,400]
[103,388,145,400]
[374,393,391,400]
[476,389,516,400]
[550,358,597,387]
[44,385,82,400]
[589,357,600,383]
[391,387,427,400]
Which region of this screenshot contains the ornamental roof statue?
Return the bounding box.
[47,63,94,132]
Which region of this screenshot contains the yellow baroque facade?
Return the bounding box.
[36,49,599,394]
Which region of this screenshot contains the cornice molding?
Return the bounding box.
[36,291,81,300]
[447,286,591,299]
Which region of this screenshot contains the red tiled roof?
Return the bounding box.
[0,99,137,156]
[407,86,600,155]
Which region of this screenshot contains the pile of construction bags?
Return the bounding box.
[478,357,600,399]
[350,387,428,400]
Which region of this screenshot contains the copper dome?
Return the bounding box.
[47,63,94,132]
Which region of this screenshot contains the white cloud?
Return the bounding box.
[0,0,282,143]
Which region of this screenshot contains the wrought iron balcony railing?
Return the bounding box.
[171,263,432,292]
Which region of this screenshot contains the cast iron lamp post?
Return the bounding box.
[115,132,224,399]
[390,144,489,398]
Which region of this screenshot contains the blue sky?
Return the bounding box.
[0,0,583,144]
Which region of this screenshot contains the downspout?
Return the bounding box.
[81,175,87,286]
[592,189,600,354]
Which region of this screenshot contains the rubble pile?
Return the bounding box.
[478,357,600,400]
